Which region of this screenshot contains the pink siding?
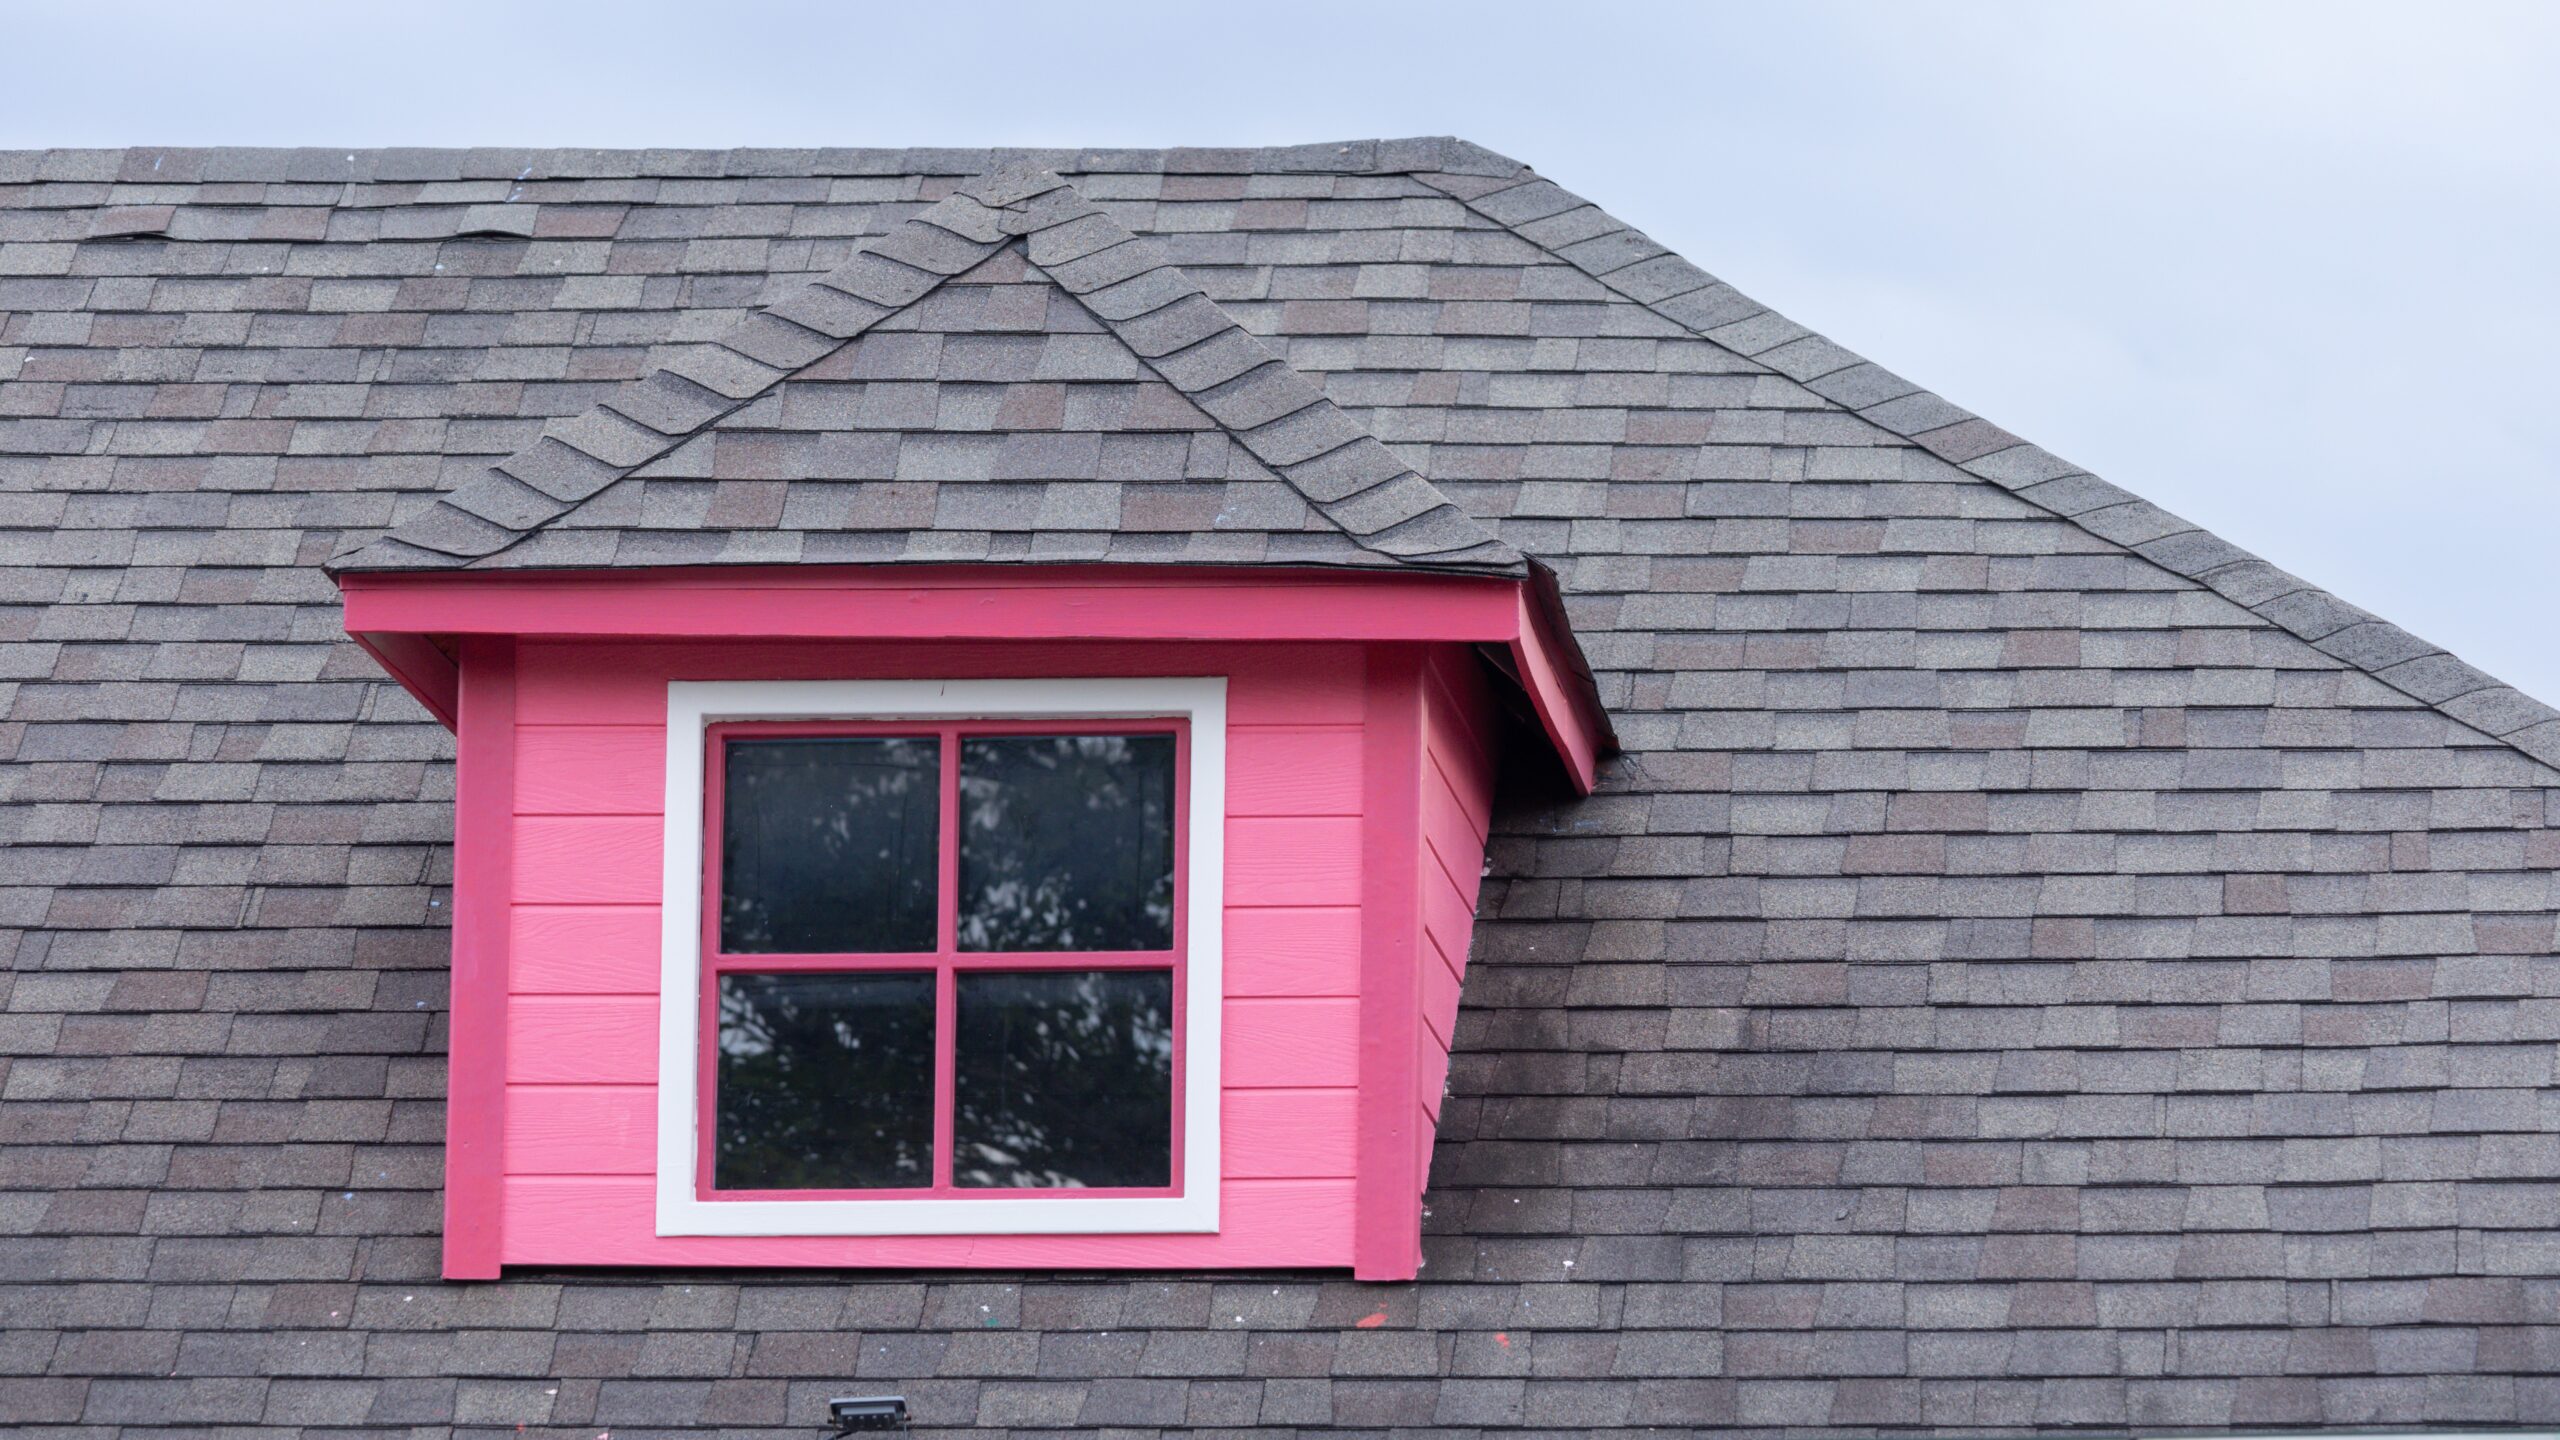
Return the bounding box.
[509,907,656,994]
[513,725,664,814]
[1223,1089,1361,1178]
[503,1176,1356,1268]
[1222,907,1361,996]
[1224,817,1364,905]
[1226,726,1362,814]
[1414,650,1499,1185]
[1224,998,1361,1087]
[507,996,655,1084]
[513,816,659,904]
[496,639,1372,1269]
[505,1086,653,1174]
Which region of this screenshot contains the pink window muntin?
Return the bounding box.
[691,712,1187,1199]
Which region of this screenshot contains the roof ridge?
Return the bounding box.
[331,166,1518,576]
[1415,165,2560,776]
[6,138,1531,186]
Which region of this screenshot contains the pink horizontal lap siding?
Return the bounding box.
[506,1085,654,1174]
[1225,998,1360,1087]
[1223,907,1360,997]
[514,725,665,814]
[510,906,658,994]
[508,995,656,1084]
[514,815,660,904]
[495,638,1366,1268]
[1415,651,1498,1185]
[1223,1089,1361,1178]
[504,1176,1357,1268]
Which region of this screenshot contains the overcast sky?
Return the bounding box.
[11,1,2557,699]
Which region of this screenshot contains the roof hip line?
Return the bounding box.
[332,163,1519,577]
[1415,161,2560,774]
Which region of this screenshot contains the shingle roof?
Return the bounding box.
[5,138,2560,1433]
[331,166,1518,575]
[1397,161,2560,774]
[213,136,2552,767]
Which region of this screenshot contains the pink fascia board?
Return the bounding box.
[339,564,1524,644]
[338,563,1611,793]
[1511,577,1611,795]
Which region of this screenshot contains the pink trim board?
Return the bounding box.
[340,565,1607,795]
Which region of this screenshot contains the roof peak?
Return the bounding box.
[330,167,1520,577]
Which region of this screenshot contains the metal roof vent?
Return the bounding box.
[827,1395,908,1433]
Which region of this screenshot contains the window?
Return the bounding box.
[703,722,1182,1197]
[655,679,1225,1237]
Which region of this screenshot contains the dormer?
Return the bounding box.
[331,168,1610,1281]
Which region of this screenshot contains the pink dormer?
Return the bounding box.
[332,168,1611,1281]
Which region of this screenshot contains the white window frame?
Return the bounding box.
[654,677,1225,1237]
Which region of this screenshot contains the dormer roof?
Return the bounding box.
[330,168,1519,577]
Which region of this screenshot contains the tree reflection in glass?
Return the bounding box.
[716,971,935,1190]
[958,735,1174,952]
[954,970,1173,1188]
[721,736,938,954]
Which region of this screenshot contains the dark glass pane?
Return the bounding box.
[958,734,1174,952]
[721,736,938,954]
[715,971,934,1190]
[953,970,1174,1188]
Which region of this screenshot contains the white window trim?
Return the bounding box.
[654,677,1225,1237]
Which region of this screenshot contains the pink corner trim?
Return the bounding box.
[444,636,516,1279]
[1353,645,1427,1281]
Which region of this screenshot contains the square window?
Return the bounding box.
[693,708,1192,1211]
[661,677,1224,1237]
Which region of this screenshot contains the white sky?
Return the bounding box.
[10,1,2558,699]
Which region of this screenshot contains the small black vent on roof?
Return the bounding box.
[827,1395,908,1433]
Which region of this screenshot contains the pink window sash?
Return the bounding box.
[696,715,1190,1203]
